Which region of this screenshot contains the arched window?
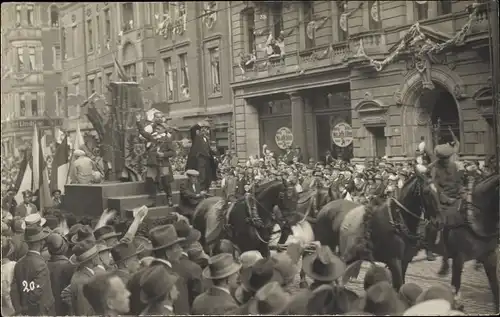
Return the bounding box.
[50,5,59,27]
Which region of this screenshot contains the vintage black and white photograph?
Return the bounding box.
[1,1,499,316]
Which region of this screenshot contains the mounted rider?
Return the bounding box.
[305,169,325,223]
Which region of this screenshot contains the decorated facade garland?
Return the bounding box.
[356,4,480,72]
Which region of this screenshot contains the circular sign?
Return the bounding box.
[275,127,294,150]
[331,122,353,148]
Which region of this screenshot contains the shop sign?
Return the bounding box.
[1,118,63,131]
[275,127,293,150]
[331,122,353,147]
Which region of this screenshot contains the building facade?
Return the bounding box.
[58,2,234,154]
[229,0,495,163]
[1,3,64,156]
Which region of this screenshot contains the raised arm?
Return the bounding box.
[135,114,155,142]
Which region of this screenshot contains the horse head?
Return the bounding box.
[472,173,499,216]
[255,179,295,220]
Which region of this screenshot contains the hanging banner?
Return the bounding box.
[331,122,353,148]
[275,127,294,150]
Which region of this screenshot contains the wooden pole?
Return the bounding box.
[488,0,500,171]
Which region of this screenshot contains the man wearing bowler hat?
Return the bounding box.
[173,221,204,306]
[46,232,75,315]
[62,237,106,315]
[138,265,179,315]
[10,225,54,316]
[192,253,241,315]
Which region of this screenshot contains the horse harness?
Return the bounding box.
[386,196,428,248]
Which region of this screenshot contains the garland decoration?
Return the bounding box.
[340,2,363,32]
[357,4,480,72]
[155,13,173,38]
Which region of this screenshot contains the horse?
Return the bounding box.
[269,187,336,287]
[421,173,499,310]
[192,179,295,258]
[310,173,435,290]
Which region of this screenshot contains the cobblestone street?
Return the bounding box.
[291,251,496,315]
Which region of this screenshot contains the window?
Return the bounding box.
[105,72,112,89]
[74,83,80,95]
[97,76,102,94]
[163,58,174,101]
[20,93,26,116]
[104,9,111,41]
[369,127,386,158]
[96,16,100,49]
[16,5,21,25]
[31,92,38,116]
[338,2,348,42]
[28,47,36,71]
[244,9,255,53]
[415,1,428,21]
[209,47,221,94]
[124,64,137,82]
[122,3,134,31]
[63,86,68,116]
[17,47,24,71]
[27,5,34,26]
[368,1,382,30]
[89,78,95,94]
[50,5,59,27]
[146,62,155,77]
[54,45,61,69]
[162,2,170,16]
[270,3,283,38]
[303,2,314,49]
[87,20,93,51]
[55,90,62,116]
[179,54,189,98]
[438,0,452,16]
[72,26,78,57]
[61,28,67,60]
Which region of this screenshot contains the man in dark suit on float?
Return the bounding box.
[185,120,218,192]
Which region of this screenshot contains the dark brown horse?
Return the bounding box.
[422,173,499,311]
[312,174,435,290]
[192,179,295,258]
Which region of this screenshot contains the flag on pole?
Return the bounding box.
[14,150,32,205]
[50,135,70,194]
[113,53,130,82]
[31,125,51,210]
[74,120,85,151]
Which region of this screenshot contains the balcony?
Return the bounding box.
[348,30,388,68]
[6,28,42,41]
[470,2,490,34]
[234,52,287,81]
[298,42,350,70]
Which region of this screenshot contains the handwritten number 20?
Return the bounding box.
[22,281,36,292]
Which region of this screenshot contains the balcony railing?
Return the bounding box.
[349,30,388,58]
[470,2,489,34]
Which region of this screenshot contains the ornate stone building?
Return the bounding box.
[229,0,494,162]
[58,2,234,154]
[1,3,63,156]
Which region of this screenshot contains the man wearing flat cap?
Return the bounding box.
[185,120,218,192]
[15,190,38,218]
[179,169,208,220]
[136,113,177,207]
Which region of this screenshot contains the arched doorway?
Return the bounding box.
[418,83,460,147]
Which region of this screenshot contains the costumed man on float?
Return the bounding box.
[185,120,218,192]
[136,113,176,207]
